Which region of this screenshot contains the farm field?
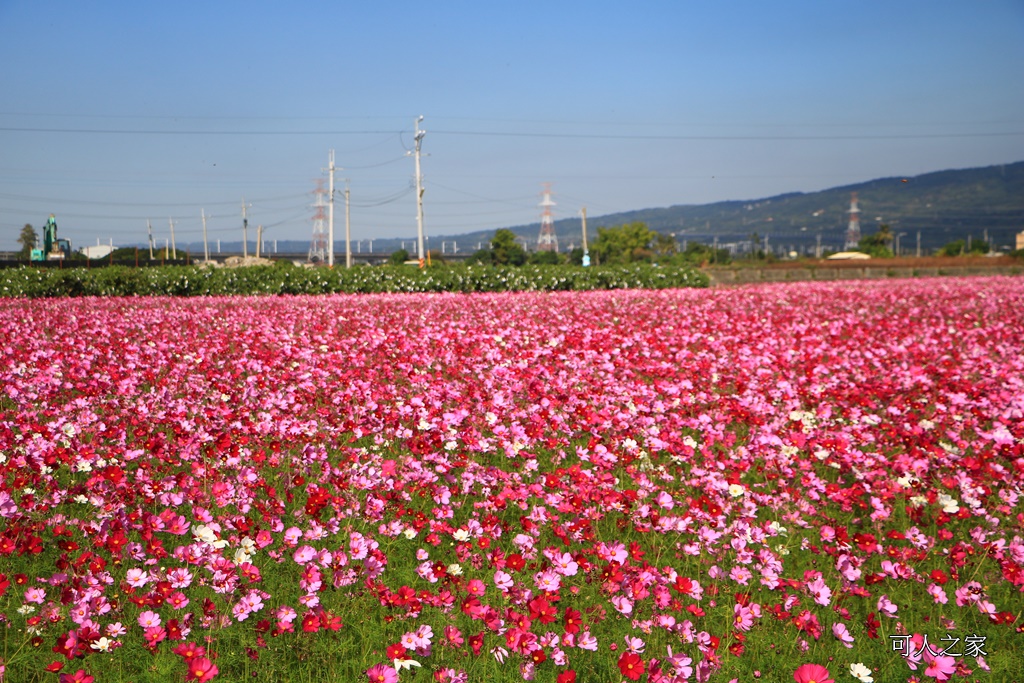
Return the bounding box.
[0,277,1022,683]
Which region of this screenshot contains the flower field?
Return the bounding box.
[0,276,1022,683]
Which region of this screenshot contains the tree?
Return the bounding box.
[857,224,894,258]
[749,232,763,260]
[593,222,656,264]
[490,229,527,266]
[18,223,37,258]
[652,233,678,258]
[388,248,410,265]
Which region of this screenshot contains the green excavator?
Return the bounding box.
[30,214,72,261]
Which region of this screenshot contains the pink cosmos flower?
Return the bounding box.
[831,623,854,648]
[876,594,898,617]
[733,604,754,631]
[806,577,831,606]
[923,652,957,681]
[494,570,513,592]
[137,610,161,629]
[293,546,316,564]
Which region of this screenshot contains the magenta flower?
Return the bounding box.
[366,663,399,683]
[793,664,834,683]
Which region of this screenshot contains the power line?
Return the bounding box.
[2,126,1021,140]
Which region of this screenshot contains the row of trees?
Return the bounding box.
[857,224,995,258]
[442,225,731,268]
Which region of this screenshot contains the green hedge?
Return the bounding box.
[0,263,708,297]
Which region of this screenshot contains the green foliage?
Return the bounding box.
[490,229,527,266]
[528,250,562,265]
[465,248,494,265]
[593,222,657,264]
[675,241,732,265]
[0,263,710,298]
[938,238,991,257]
[857,224,895,258]
[388,248,410,265]
[938,240,965,257]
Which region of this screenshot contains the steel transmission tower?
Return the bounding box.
[844,192,861,250]
[537,183,558,252]
[308,180,329,263]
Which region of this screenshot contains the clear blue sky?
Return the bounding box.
[2,0,1022,251]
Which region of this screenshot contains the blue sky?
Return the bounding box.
[1,1,1022,251]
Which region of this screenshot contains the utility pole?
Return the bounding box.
[816,233,822,259]
[241,199,249,259]
[147,220,154,259]
[916,231,921,258]
[201,209,210,262]
[256,225,263,259]
[345,180,352,268]
[414,116,426,267]
[327,150,336,267]
[580,207,590,266]
[169,218,177,260]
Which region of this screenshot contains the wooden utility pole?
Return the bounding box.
[169,218,177,260]
[345,181,352,268]
[256,225,263,259]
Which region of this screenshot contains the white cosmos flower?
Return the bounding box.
[849,662,873,682]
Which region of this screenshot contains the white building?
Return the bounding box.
[80,244,116,259]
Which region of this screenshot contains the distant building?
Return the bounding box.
[81,244,115,259]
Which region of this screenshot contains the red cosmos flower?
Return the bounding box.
[529,647,546,665]
[300,612,320,632]
[386,643,407,660]
[528,596,558,624]
[184,656,218,682]
[172,642,206,660]
[556,670,577,683]
[618,652,644,681]
[58,671,94,683]
[46,661,65,673]
[793,663,834,683]
[563,607,582,634]
[53,630,80,660]
[468,631,484,656]
[506,553,526,571]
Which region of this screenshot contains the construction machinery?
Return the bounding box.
[30,214,72,261]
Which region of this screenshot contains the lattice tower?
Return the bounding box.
[537,183,558,252]
[845,192,862,250]
[308,180,329,263]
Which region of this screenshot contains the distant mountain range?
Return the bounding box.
[487,161,1024,255]
[179,161,1024,257]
